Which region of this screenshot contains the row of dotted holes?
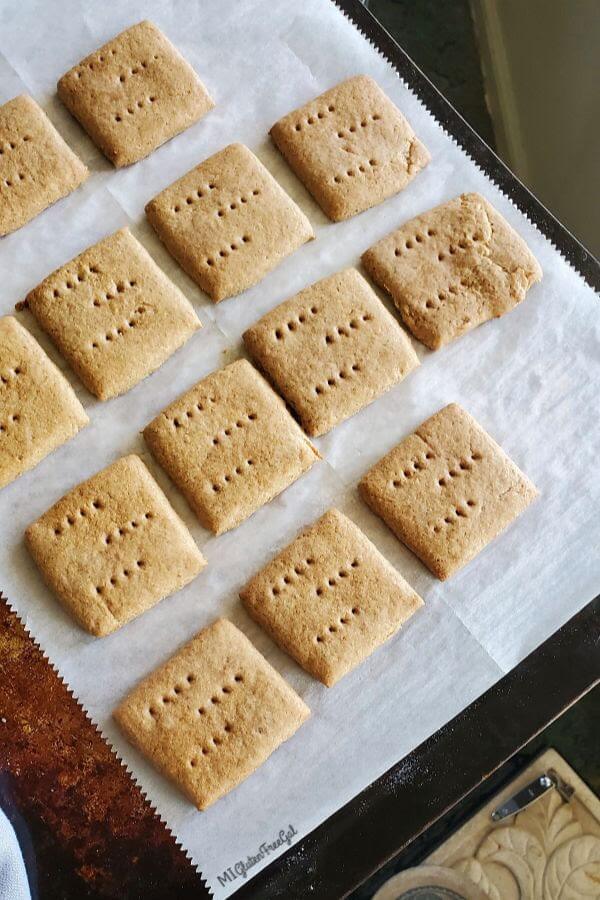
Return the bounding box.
[190,721,235,766]
[118,59,157,81]
[206,235,251,267]
[336,113,382,139]
[0,414,20,435]
[432,500,478,533]
[271,557,316,596]
[333,158,378,184]
[394,229,483,260]
[2,173,25,188]
[103,510,154,546]
[391,451,435,486]
[211,458,255,492]
[95,559,146,596]
[173,182,217,213]
[437,452,482,488]
[274,305,319,340]
[207,412,257,441]
[0,134,31,155]
[52,263,100,299]
[293,103,336,131]
[74,52,159,78]
[325,312,373,345]
[115,96,156,122]
[93,279,138,307]
[314,364,362,396]
[215,189,261,219]
[53,498,106,536]
[316,606,361,643]
[0,365,23,386]
[148,671,244,720]
[169,395,216,428]
[315,559,360,597]
[425,278,470,310]
[90,307,146,349]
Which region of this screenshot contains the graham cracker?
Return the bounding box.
[114,618,310,809]
[362,193,542,349]
[145,143,314,302]
[243,268,419,437]
[0,95,88,236]
[270,75,430,221]
[25,228,201,400]
[241,509,423,686]
[359,403,538,580]
[25,454,206,636]
[143,359,320,534]
[57,20,214,167]
[0,316,88,489]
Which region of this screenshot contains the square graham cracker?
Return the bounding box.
[241,509,423,686]
[114,618,310,809]
[145,143,314,302]
[359,403,538,580]
[25,455,206,636]
[143,359,320,534]
[362,193,542,350]
[0,316,88,489]
[270,75,430,222]
[25,228,201,400]
[243,268,419,437]
[57,21,214,168]
[0,95,88,236]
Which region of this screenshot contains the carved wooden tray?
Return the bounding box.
[427,749,600,899]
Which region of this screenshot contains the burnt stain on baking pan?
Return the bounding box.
[0,596,209,899]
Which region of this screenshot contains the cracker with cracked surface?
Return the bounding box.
[0,316,88,490]
[58,20,214,168]
[114,618,310,809]
[25,455,206,636]
[143,359,320,534]
[0,95,88,236]
[243,268,419,437]
[362,193,542,350]
[270,75,430,222]
[25,228,201,400]
[241,509,423,686]
[359,403,538,580]
[145,143,314,302]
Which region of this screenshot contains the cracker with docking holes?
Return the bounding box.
[0,316,88,490]
[145,143,314,302]
[270,75,430,221]
[26,228,201,400]
[57,20,214,167]
[243,268,419,437]
[0,95,88,236]
[241,509,423,686]
[114,617,310,809]
[143,359,320,534]
[362,193,542,350]
[359,403,538,580]
[25,454,206,636]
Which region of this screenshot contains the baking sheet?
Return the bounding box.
[0,0,599,895]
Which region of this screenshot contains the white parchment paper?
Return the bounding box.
[0,0,598,894]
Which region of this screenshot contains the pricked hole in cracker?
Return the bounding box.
[316,635,324,643]
[224,723,233,733]
[328,104,335,112]
[234,673,243,683]
[149,707,158,718]
[350,559,359,568]
[438,252,446,261]
[186,673,196,684]
[470,451,483,461]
